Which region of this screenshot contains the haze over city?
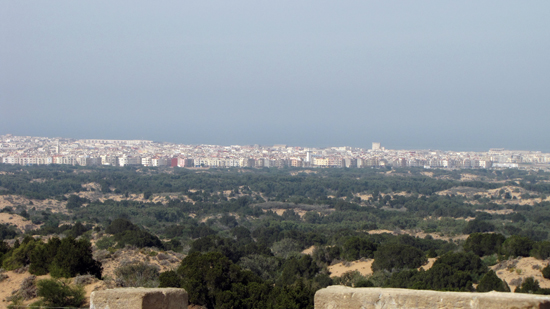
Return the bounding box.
[2,1,549,151]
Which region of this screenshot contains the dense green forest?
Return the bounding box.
[1,164,550,308]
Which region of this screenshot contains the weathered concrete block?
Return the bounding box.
[315,286,550,309]
[90,288,188,309]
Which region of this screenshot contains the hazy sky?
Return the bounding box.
[1,1,549,151]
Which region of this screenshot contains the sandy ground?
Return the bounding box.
[367,229,469,242]
[355,194,373,201]
[0,271,51,309]
[328,260,374,277]
[0,195,67,214]
[328,257,436,278]
[419,258,437,271]
[327,255,550,294]
[492,257,550,291]
[436,185,550,206]
[367,229,396,235]
[0,245,184,308]
[476,209,515,215]
[98,247,183,280]
[289,170,317,176]
[0,213,38,233]
[302,246,315,255]
[264,208,308,218]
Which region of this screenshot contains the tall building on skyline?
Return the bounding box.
[372,142,381,151]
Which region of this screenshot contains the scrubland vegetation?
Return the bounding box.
[1,165,550,307]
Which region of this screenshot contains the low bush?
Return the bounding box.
[476,270,509,292]
[114,262,160,287]
[36,278,85,307]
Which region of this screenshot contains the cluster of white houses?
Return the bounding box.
[1,154,514,169]
[2,135,544,170]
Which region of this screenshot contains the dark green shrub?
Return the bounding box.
[36,279,85,307]
[477,270,509,292]
[515,277,540,294]
[238,254,280,281]
[29,237,60,275]
[411,264,474,291]
[499,235,534,258]
[463,220,495,234]
[463,233,505,257]
[342,237,377,260]
[354,278,374,287]
[371,243,427,272]
[159,270,182,288]
[542,265,550,279]
[114,229,164,249]
[279,255,320,285]
[432,251,487,280]
[49,237,102,279]
[0,224,18,240]
[65,195,89,209]
[3,237,40,270]
[143,191,153,200]
[531,241,550,260]
[105,218,139,235]
[177,252,261,308]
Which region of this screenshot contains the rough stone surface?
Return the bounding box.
[90,288,188,309]
[315,286,550,309]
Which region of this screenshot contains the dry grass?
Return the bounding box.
[328,260,374,278]
[0,213,38,233]
[492,257,550,291]
[0,244,184,306]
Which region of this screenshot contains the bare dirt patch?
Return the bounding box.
[302,246,315,255]
[419,258,437,271]
[492,257,550,291]
[264,208,308,218]
[0,271,51,305]
[0,213,39,232]
[421,172,434,177]
[290,170,317,176]
[328,260,374,278]
[476,209,515,215]
[98,247,183,280]
[367,229,469,241]
[460,174,481,181]
[0,195,67,214]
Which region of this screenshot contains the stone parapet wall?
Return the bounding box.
[90,288,187,309]
[315,286,550,309]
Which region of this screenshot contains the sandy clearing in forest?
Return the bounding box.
[290,170,317,176]
[419,258,437,271]
[328,260,374,277]
[302,246,315,255]
[0,213,39,233]
[264,208,308,218]
[367,229,396,235]
[0,195,67,214]
[476,209,515,215]
[366,229,469,241]
[328,257,437,278]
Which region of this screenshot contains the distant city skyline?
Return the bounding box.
[2,2,549,152]
[0,133,547,154]
[2,134,544,170]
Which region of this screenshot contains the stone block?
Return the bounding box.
[315,286,550,309]
[90,288,187,309]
